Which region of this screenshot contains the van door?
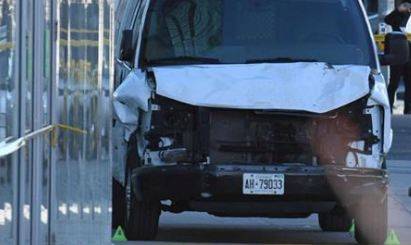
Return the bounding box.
[113,0,151,185]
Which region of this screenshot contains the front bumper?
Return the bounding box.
[132,164,388,205]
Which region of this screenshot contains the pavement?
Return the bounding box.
[122,115,411,245]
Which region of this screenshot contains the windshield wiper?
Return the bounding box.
[246,57,319,64]
[145,56,222,66]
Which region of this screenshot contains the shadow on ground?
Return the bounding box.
[155,226,355,244]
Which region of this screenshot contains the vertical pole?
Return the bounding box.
[17,0,28,243]
[108,0,115,238]
[12,0,21,243]
[48,0,58,243]
[30,0,46,243]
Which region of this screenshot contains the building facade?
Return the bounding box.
[0,0,114,244]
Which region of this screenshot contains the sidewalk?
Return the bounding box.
[388,160,411,244]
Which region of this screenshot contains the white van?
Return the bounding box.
[112,1,409,244]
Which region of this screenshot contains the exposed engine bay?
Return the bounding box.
[142,95,382,167]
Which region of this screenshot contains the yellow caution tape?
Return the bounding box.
[0,124,87,158]
[374,34,411,52]
[374,33,411,40]
[56,124,87,135]
[1,39,111,50]
[51,124,87,147]
[1,37,111,51]
[59,38,110,47]
[60,28,110,34]
[0,42,13,51]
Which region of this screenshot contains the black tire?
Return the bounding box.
[112,133,139,230]
[354,193,388,245]
[382,157,387,170]
[319,206,352,232]
[124,168,161,241]
[112,178,126,229]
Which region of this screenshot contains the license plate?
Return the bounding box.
[242,173,285,195]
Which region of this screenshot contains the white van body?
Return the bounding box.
[114,61,392,171]
[111,0,409,243]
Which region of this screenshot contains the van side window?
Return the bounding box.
[115,1,128,37]
[116,0,142,58]
[132,0,148,54]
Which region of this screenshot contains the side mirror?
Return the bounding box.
[119,30,134,63]
[379,32,409,66]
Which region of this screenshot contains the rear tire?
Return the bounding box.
[319,206,352,232]
[354,193,388,245]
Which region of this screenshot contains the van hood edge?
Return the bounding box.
[152,63,371,114]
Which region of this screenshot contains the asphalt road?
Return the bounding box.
[124,115,411,245]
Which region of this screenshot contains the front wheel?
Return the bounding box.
[354,193,388,245]
[318,206,352,232]
[112,178,126,229]
[124,168,161,241]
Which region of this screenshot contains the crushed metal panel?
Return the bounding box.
[153,63,371,113]
[113,70,151,113]
[113,70,151,140]
[369,73,392,153]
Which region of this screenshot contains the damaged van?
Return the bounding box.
[112,0,409,244]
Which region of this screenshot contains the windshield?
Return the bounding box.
[141,0,375,67]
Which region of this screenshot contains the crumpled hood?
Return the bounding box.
[153,63,371,114]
